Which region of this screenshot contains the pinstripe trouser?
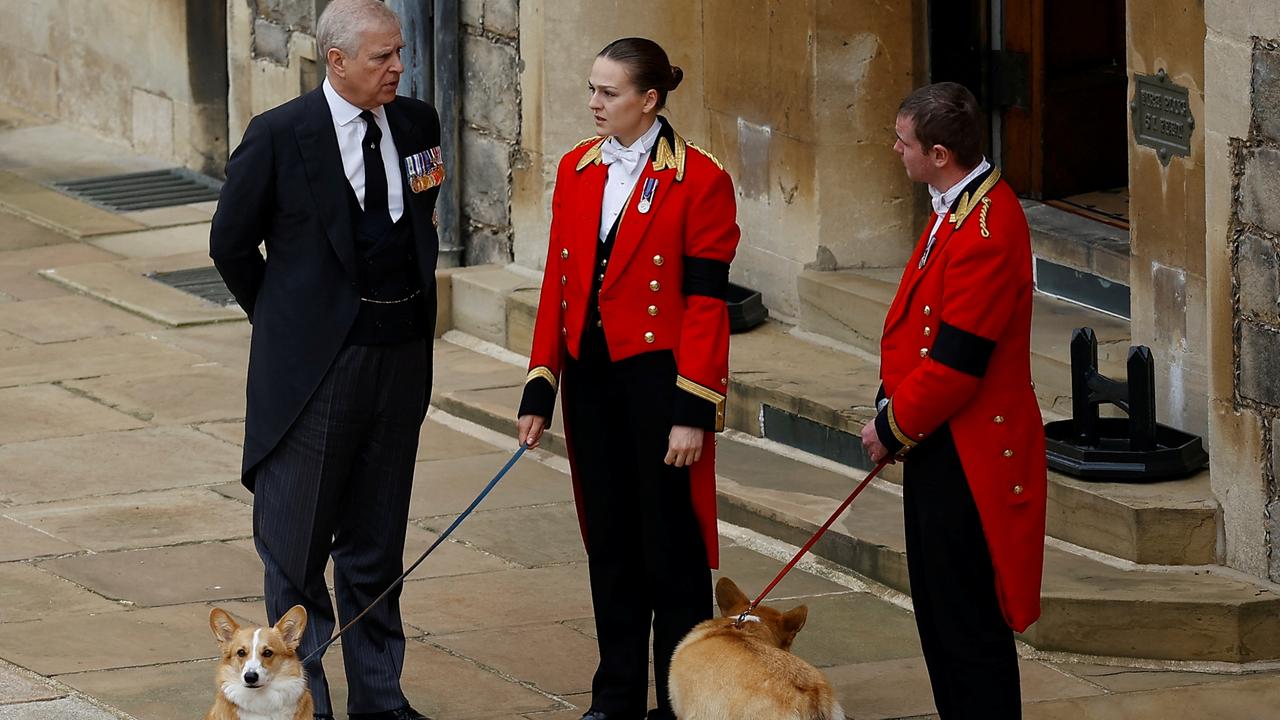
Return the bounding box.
[252,340,429,716]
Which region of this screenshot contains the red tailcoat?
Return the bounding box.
[874,168,1047,632]
[521,119,740,568]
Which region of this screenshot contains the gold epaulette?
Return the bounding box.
[574,136,606,171]
[948,168,1001,231]
[685,141,725,172]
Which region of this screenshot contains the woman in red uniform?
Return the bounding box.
[515,37,740,720]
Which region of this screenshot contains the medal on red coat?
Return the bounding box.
[637,177,658,214]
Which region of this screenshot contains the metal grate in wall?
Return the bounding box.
[51,168,222,212]
[147,266,236,307]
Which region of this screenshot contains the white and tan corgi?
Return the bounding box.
[206,605,314,720]
[669,577,846,720]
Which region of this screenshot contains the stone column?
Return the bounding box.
[1205,2,1280,580]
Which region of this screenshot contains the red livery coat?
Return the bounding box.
[522,118,740,568]
[873,168,1047,632]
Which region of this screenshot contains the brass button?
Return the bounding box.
[601,258,608,266]
[1031,381,1036,390]
[647,304,659,316]
[649,280,661,292]
[644,331,655,343]
[596,320,602,327]
[721,377,728,385]
[560,300,567,310]
[1013,484,1024,495]
[560,275,567,285]
[923,305,932,316]
[653,254,664,266]
[923,326,932,336]
[1003,449,1014,458]
[597,273,605,281]
[994,415,1005,424]
[917,433,925,439]
[561,327,567,336]
[919,348,929,358]
[561,248,569,259]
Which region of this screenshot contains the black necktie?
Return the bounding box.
[359,110,389,227]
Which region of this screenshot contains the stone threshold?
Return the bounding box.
[428,328,1278,663]
[1024,199,1131,289]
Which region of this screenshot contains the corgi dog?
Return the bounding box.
[669,577,846,720]
[206,605,314,720]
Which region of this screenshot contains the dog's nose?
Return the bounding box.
[243,670,259,685]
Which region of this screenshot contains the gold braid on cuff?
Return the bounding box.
[526,366,557,392]
[886,400,918,450]
[676,375,727,432]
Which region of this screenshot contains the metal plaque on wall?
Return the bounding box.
[1131,69,1195,166]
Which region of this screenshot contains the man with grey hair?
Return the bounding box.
[210,0,444,717]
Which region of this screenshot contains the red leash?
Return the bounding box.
[738,458,891,623]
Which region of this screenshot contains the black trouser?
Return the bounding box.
[253,341,428,716]
[563,350,712,720]
[903,424,1021,719]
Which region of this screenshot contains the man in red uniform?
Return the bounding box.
[861,82,1047,718]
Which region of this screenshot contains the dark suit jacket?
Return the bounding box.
[210,87,442,489]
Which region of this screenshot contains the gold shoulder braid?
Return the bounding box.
[575,136,606,171]
[573,135,602,149]
[948,167,1001,230]
[979,197,992,238]
[685,140,725,172]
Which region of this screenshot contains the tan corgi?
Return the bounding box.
[669,577,846,720]
[206,605,314,720]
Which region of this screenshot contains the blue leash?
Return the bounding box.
[302,443,529,666]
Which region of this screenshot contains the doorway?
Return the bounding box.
[929,0,1130,227]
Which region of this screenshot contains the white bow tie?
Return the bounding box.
[601,138,645,174]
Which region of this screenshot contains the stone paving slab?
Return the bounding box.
[1022,671,1280,718]
[87,222,212,259]
[39,542,264,608]
[40,257,244,327]
[410,452,575,520]
[0,662,63,705]
[0,332,207,388]
[0,242,118,300]
[0,603,219,675]
[400,563,594,635]
[419,418,506,461]
[1045,661,1243,694]
[712,543,850,600]
[123,204,216,229]
[145,322,250,373]
[0,516,82,561]
[0,563,123,623]
[778,592,923,668]
[0,330,26,349]
[0,171,144,238]
[0,210,71,252]
[0,696,124,720]
[195,421,245,447]
[0,384,144,445]
[0,122,166,183]
[427,503,587,568]
[58,660,216,720]
[63,365,246,426]
[4,487,252,552]
[0,295,160,344]
[0,426,241,505]
[431,622,599,696]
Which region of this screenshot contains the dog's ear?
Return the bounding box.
[276,605,308,651]
[777,605,808,651]
[209,608,239,645]
[714,576,750,617]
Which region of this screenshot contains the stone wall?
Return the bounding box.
[226,0,323,152]
[460,0,520,265]
[513,0,922,318]
[1205,2,1280,580]
[0,0,228,175]
[1126,0,1208,439]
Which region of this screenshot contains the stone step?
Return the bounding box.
[450,264,1218,566]
[429,334,1279,663]
[796,268,1133,416]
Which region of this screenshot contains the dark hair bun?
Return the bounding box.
[670,65,684,91]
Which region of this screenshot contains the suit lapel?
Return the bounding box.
[295,88,357,281]
[604,117,679,288]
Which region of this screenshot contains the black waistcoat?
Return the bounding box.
[578,214,622,362]
[344,186,427,346]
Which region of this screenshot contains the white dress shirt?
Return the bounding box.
[926,157,991,241]
[598,119,662,241]
[322,78,404,223]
